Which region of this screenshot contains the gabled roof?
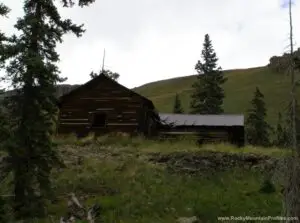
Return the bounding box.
[159,113,244,127]
[58,73,155,109]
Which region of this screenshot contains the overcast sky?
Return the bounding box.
[1,0,299,88]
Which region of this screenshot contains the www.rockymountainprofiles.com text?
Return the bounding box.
[217,216,299,221]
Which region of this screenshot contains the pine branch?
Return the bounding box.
[61,0,96,7]
[0,3,9,16]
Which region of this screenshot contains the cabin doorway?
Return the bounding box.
[91,112,107,127]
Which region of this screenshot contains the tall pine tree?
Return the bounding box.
[2,0,96,219]
[0,2,12,155]
[0,4,10,223]
[245,87,271,146]
[274,112,290,148]
[284,100,300,148]
[173,93,184,113]
[190,34,227,114]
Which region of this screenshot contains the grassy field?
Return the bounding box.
[134,66,300,126]
[0,135,289,223]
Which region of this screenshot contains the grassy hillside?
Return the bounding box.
[134,66,300,126]
[0,135,287,222]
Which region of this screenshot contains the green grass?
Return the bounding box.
[1,135,288,222]
[134,66,300,126]
[55,133,290,158]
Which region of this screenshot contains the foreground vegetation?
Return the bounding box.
[0,135,289,222]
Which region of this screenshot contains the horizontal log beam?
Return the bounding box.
[60,119,89,121]
[81,97,132,100]
[60,123,89,125]
[95,108,114,111]
[159,132,200,135]
[107,123,138,126]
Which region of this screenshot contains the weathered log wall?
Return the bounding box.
[158,125,245,147]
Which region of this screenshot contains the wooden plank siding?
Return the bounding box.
[57,74,158,137]
[158,125,245,147]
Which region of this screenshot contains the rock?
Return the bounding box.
[177,216,199,223]
[149,151,279,175]
[185,207,192,212]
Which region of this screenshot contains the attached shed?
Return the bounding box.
[158,113,245,147]
[57,73,159,137]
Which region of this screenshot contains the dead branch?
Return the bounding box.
[60,193,101,223]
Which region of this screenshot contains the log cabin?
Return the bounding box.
[1,75,245,146]
[57,73,159,137]
[158,113,245,147]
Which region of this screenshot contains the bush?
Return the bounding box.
[260,179,276,194]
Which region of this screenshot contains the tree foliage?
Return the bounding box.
[282,100,300,148]
[61,0,96,7]
[0,1,10,156]
[0,4,10,222]
[274,112,290,148]
[0,3,9,16]
[268,48,300,73]
[90,69,120,81]
[173,93,184,114]
[1,0,95,219]
[245,87,272,146]
[0,3,9,67]
[190,34,227,114]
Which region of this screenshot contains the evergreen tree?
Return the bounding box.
[173,93,184,114]
[0,5,10,222]
[275,112,290,147]
[245,87,272,146]
[190,34,227,114]
[284,100,300,148]
[90,69,120,81]
[0,3,9,67]
[0,1,10,156]
[2,0,96,219]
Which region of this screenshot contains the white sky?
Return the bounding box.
[1,0,299,88]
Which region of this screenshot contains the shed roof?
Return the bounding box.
[159,113,244,127]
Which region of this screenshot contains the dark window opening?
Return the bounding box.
[92,113,107,127]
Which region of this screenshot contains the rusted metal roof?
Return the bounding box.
[159,113,244,126]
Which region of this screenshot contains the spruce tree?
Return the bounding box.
[190,34,227,114]
[245,87,271,146]
[2,0,96,219]
[0,5,9,222]
[284,100,300,147]
[275,112,290,148]
[173,93,184,114]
